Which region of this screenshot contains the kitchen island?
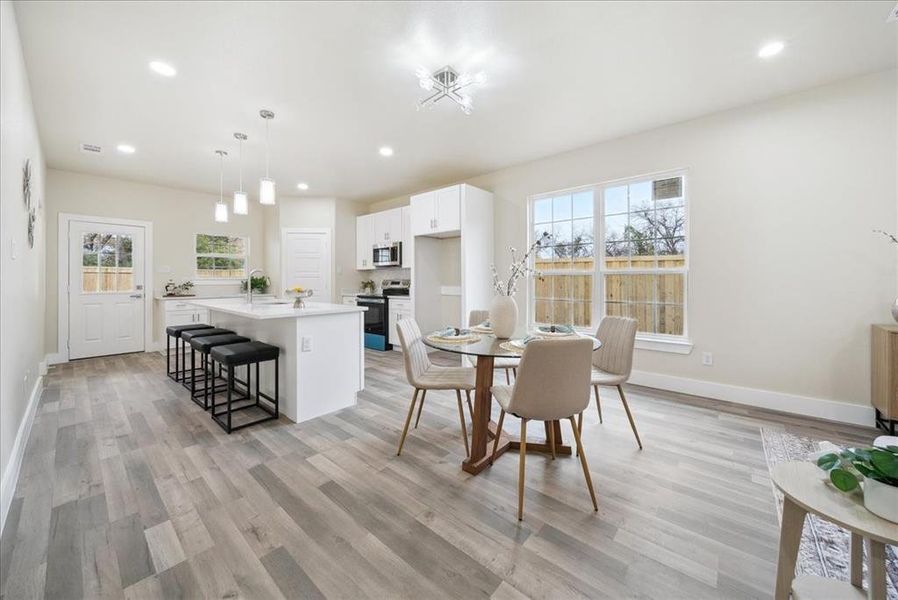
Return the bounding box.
[188,298,366,423]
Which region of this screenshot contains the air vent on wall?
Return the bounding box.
[79,143,103,155]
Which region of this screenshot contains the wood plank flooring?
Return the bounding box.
[0,350,878,599]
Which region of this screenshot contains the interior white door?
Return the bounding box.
[284,230,332,301]
[68,220,146,359]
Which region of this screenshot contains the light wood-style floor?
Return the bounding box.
[0,350,877,599]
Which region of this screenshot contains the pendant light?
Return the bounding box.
[214,149,229,223]
[233,132,248,215]
[259,109,276,205]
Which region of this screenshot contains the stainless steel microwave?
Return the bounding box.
[372,242,401,267]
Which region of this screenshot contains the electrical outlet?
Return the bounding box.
[701,352,713,366]
[301,336,312,352]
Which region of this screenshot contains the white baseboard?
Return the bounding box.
[628,370,875,427]
[46,352,67,365]
[0,374,43,536]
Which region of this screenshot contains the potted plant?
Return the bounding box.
[488,232,551,338]
[241,274,270,294]
[816,445,898,522]
[360,279,375,295]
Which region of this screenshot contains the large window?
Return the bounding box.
[532,191,595,327]
[195,234,247,279]
[530,172,688,340]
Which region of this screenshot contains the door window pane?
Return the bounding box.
[80,232,134,292]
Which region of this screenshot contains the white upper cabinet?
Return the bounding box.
[410,191,436,236]
[410,185,461,237]
[373,208,403,244]
[435,185,461,233]
[356,213,375,270]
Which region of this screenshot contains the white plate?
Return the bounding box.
[470,325,493,333]
[533,329,576,338]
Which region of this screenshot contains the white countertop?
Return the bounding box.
[155,293,274,301]
[187,297,367,320]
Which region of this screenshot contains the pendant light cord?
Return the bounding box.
[265,118,270,178]
[219,152,224,203]
[238,137,243,192]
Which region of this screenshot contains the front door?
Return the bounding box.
[283,230,331,301]
[68,220,146,359]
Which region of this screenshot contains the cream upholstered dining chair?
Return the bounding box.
[585,316,642,449]
[490,337,598,521]
[469,310,520,383]
[395,318,475,457]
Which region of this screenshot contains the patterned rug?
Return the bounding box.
[760,428,897,599]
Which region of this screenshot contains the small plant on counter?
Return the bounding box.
[241,274,270,293]
[164,279,194,296]
[816,446,898,492]
[360,279,375,294]
[490,231,551,296]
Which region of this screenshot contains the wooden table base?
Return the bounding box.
[462,355,572,475]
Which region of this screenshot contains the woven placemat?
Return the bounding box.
[426,334,481,345]
[499,341,524,354]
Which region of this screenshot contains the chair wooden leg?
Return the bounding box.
[465,389,474,422]
[576,412,583,457]
[518,418,528,521]
[397,389,420,456]
[617,385,643,449]
[505,368,510,384]
[594,385,603,424]
[568,416,598,511]
[414,389,427,428]
[547,420,556,460]
[512,368,517,378]
[456,390,470,457]
[491,409,506,465]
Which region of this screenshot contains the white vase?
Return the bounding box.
[490,295,518,339]
[863,478,898,523]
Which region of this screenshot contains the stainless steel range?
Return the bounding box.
[358,279,410,351]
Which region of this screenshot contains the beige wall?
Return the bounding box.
[1,0,47,503]
[44,169,269,351]
[362,70,897,408]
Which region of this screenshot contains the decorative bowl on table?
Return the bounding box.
[286,287,313,308]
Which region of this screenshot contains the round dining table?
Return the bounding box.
[423,331,601,475]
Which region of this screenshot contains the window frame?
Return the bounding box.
[193,233,250,282]
[526,168,690,348]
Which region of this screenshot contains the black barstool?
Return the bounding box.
[166,324,212,381]
[209,341,279,433]
[179,327,233,389]
[187,333,250,409]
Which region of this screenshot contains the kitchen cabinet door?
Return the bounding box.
[386,208,403,242]
[410,191,436,236]
[356,214,374,270]
[434,185,461,233]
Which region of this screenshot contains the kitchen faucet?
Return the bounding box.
[247,268,264,305]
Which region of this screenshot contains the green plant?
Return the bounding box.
[240,275,270,293]
[816,445,898,492]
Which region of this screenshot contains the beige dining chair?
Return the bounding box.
[395,318,475,457]
[584,316,642,449]
[490,337,598,520]
[469,310,520,383]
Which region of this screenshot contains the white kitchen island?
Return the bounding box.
[188,298,366,423]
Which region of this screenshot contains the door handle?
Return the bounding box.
[130,293,143,299]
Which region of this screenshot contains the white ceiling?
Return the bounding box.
[14,1,897,202]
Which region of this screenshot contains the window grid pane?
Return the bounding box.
[195,234,247,279]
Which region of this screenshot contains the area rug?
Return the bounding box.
[761,428,897,599]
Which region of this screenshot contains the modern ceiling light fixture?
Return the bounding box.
[297,182,309,191]
[148,60,177,77]
[259,109,276,205]
[214,149,229,223]
[233,132,248,215]
[116,143,136,154]
[378,146,394,157]
[416,65,486,115]
[758,40,785,59]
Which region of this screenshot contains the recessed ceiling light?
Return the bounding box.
[758,41,785,59]
[149,60,177,77]
[297,182,309,191]
[379,146,394,157]
[116,144,136,154]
